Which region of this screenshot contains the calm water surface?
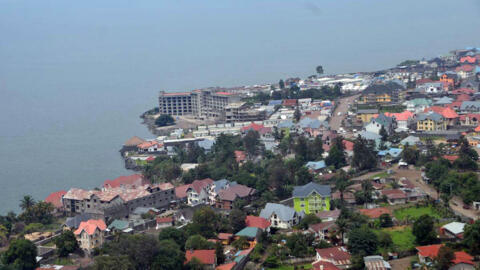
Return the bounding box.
[1,0,480,214]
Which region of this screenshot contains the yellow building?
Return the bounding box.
[74,219,107,253]
[416,112,447,131]
[358,82,402,104]
[356,109,379,123]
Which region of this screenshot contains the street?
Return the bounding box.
[329,94,360,131]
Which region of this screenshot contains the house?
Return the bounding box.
[107,219,130,233]
[365,114,396,135]
[74,219,107,253]
[175,184,191,202]
[440,73,457,89]
[332,191,356,205]
[356,109,379,123]
[405,98,433,113]
[359,82,403,104]
[186,178,215,206]
[309,221,338,241]
[312,261,341,270]
[215,184,256,210]
[416,112,447,131]
[245,215,271,231]
[234,150,247,164]
[440,222,465,240]
[217,233,234,245]
[37,265,79,270]
[378,148,403,161]
[363,255,391,270]
[63,213,99,231]
[383,111,414,131]
[216,262,236,270]
[400,136,420,147]
[156,216,174,229]
[292,182,331,214]
[283,99,298,107]
[45,190,67,213]
[434,96,454,106]
[461,101,480,113]
[185,250,217,270]
[416,244,474,270]
[419,82,444,94]
[358,207,392,219]
[459,114,480,126]
[103,174,147,190]
[315,246,351,269]
[137,140,163,153]
[424,106,459,126]
[234,227,261,248]
[259,203,304,229]
[380,189,407,205]
[298,118,329,137]
[306,161,327,173]
[197,139,215,153]
[316,209,341,222]
[123,136,146,152]
[456,65,475,79]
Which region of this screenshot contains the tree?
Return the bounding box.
[378,232,393,248]
[192,207,218,238]
[347,227,378,256]
[158,227,187,249]
[412,214,437,245]
[152,240,185,270]
[402,144,419,165]
[101,234,160,269]
[215,242,225,265]
[186,257,204,270]
[243,130,260,158]
[326,137,347,169]
[155,114,175,127]
[435,246,455,270]
[379,214,393,228]
[229,209,246,233]
[379,126,388,142]
[298,214,321,230]
[19,196,35,211]
[55,230,79,257]
[185,235,213,250]
[2,239,37,270]
[294,106,301,122]
[279,79,285,90]
[335,171,351,204]
[463,220,480,255]
[286,233,315,257]
[310,136,324,160]
[94,256,134,270]
[352,136,377,171]
[316,65,324,76]
[459,136,478,161]
[19,202,54,225]
[232,236,249,250]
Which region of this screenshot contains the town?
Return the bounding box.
[2,47,480,270]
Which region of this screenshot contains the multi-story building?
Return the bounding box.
[358,82,403,104]
[224,102,267,123]
[416,112,447,131]
[158,89,241,119]
[292,182,331,214]
[74,219,107,253]
[186,178,215,206]
[63,183,176,219]
[260,203,304,229]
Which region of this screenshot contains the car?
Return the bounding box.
[337,112,342,116]
[463,204,471,209]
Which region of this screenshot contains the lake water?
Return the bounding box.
[1,0,480,214]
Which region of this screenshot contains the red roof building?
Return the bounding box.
[103,174,147,189]
[245,215,271,230]
[216,262,236,270]
[424,106,459,119]
[312,261,341,270]
[455,94,472,102]
[416,244,474,266]
[234,150,247,163]
[315,246,351,268]
[460,56,477,64]
[358,207,392,219]
[241,123,265,132]
[442,155,459,162]
[456,65,475,72]
[175,184,191,199]
[74,219,107,236]
[185,250,217,266]
[416,78,434,85]
[451,88,476,95]
[383,111,414,121]
[282,99,298,107]
[45,190,67,209]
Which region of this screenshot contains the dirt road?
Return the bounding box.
[329,94,360,131]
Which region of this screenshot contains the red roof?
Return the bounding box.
[145,156,156,161]
[185,250,216,265]
[245,215,271,229]
[234,150,246,163]
[156,216,173,224]
[74,219,106,235]
[315,246,351,265]
[460,56,477,64]
[216,262,236,270]
[217,233,233,240]
[241,123,265,132]
[446,101,463,110]
[475,125,480,132]
[459,113,480,121]
[416,78,434,85]
[44,190,67,208]
[416,244,474,265]
[312,261,341,270]
[381,189,407,199]
[175,184,191,198]
[424,106,458,119]
[103,174,146,189]
[138,141,161,149]
[451,88,476,95]
[283,99,298,106]
[343,140,354,151]
[188,178,214,193]
[456,94,472,102]
[358,207,392,219]
[309,221,337,233]
[456,65,475,72]
[442,155,459,162]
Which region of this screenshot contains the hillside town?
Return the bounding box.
[3,47,480,270]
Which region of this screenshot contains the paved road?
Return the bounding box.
[329,94,360,131]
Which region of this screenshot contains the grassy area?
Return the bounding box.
[370,171,390,179]
[268,264,313,270]
[394,205,441,221]
[375,226,416,252]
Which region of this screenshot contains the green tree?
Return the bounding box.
[192,207,218,238]
[463,220,480,255]
[310,136,324,160]
[434,246,454,270]
[215,242,225,265]
[185,235,213,250]
[298,214,321,230]
[152,240,185,270]
[378,232,393,248]
[347,227,378,256]
[379,214,393,228]
[158,227,187,250]
[229,209,246,233]
[279,79,285,90]
[155,114,175,127]
[352,136,377,171]
[412,214,437,245]
[316,65,324,76]
[2,239,37,270]
[294,106,301,122]
[93,255,134,270]
[326,137,347,169]
[19,196,35,211]
[55,230,79,257]
[379,126,388,142]
[232,236,249,250]
[402,144,419,165]
[243,130,260,158]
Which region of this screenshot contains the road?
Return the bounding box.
[329,94,360,131]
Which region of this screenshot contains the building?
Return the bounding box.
[45,190,67,213]
[158,90,240,119]
[292,182,331,214]
[74,219,107,252]
[314,246,351,269]
[214,184,256,210]
[245,216,271,231]
[63,183,176,219]
[356,109,379,123]
[186,178,215,206]
[185,250,217,270]
[416,244,474,270]
[365,114,396,135]
[224,102,267,123]
[363,255,391,270]
[259,203,304,229]
[440,222,466,240]
[380,189,408,205]
[308,221,338,240]
[358,82,403,104]
[234,227,261,248]
[416,112,447,131]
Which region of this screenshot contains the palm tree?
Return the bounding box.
[335,218,348,245]
[20,195,35,211]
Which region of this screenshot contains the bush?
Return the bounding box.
[23,223,43,234]
[155,114,175,127]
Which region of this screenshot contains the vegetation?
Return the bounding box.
[393,205,441,221]
[155,114,175,127]
[1,238,37,270]
[55,230,79,257]
[412,214,437,245]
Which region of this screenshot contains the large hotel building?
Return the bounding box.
[158,89,241,119]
